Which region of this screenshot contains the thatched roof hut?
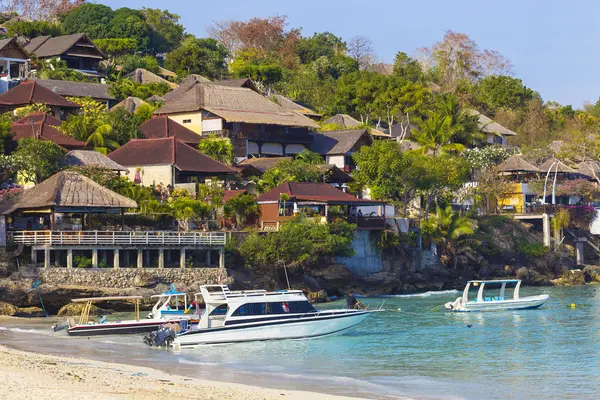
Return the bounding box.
[1,171,137,215]
[62,150,127,172]
[539,157,578,174]
[497,154,542,173]
[110,97,147,114]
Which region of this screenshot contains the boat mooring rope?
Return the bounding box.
[31,279,49,318]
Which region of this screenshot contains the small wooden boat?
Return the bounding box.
[444,280,550,312]
[65,296,186,336]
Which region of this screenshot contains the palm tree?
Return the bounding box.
[86,123,119,154]
[412,112,466,156]
[225,193,260,228]
[426,206,475,268]
[439,95,483,145]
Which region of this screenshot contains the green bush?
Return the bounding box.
[517,242,548,258]
[74,256,92,268]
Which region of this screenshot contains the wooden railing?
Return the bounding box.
[498,205,557,215]
[9,231,227,247]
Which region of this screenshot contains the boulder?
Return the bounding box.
[57,302,105,317]
[0,301,18,316]
[516,267,530,280]
[14,306,46,317]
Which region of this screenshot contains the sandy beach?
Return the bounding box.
[0,345,365,400]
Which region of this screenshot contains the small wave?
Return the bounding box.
[380,290,460,298]
[178,358,218,367]
[0,326,45,334]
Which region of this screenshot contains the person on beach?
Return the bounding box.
[346,291,364,309]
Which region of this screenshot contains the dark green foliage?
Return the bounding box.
[142,8,185,54]
[165,37,228,79]
[104,108,145,144]
[472,75,536,115]
[238,217,356,273]
[74,255,92,268]
[224,193,259,227]
[61,3,115,38]
[5,20,64,38]
[0,113,13,155]
[116,54,160,74]
[61,4,184,54]
[108,78,170,101]
[256,151,326,193]
[12,138,66,183]
[295,32,346,64]
[109,8,151,51]
[393,52,423,82]
[516,242,549,258]
[94,38,138,58]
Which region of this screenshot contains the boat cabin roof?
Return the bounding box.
[198,285,306,304]
[71,296,144,303]
[467,280,521,284]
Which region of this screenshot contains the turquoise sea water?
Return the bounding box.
[1,285,600,399]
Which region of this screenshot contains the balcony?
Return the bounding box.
[9,230,227,248]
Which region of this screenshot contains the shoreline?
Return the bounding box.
[0,344,366,400]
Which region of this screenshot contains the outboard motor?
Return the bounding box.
[445,297,464,311]
[143,322,181,347]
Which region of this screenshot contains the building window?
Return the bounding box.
[182,119,192,124]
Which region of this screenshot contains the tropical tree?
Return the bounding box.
[11,138,65,183]
[165,36,228,79]
[423,206,475,268]
[197,135,234,165]
[225,193,259,227]
[59,98,117,154]
[552,208,570,250]
[170,197,211,231]
[437,95,482,145]
[412,112,466,155]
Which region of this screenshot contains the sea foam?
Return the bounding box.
[379,289,460,298]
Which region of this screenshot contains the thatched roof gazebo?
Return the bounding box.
[1,171,137,229]
[497,154,542,173]
[539,157,578,174]
[576,161,600,180]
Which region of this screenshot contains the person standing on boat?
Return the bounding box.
[346,291,364,309]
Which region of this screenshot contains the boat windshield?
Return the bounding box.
[232,301,316,316]
[466,281,517,302]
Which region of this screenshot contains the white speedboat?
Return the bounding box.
[444,279,550,312]
[149,285,374,347]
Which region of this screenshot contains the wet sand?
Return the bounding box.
[0,345,364,400]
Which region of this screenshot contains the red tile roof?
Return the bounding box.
[223,189,248,202]
[108,137,237,175]
[0,80,81,108]
[256,182,384,204]
[11,112,86,149]
[137,116,202,144]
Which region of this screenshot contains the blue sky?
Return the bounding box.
[98,0,600,107]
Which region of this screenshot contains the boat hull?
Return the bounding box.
[456,295,550,312]
[67,320,178,336]
[174,310,371,347]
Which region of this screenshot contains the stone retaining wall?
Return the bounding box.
[40,268,222,289]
